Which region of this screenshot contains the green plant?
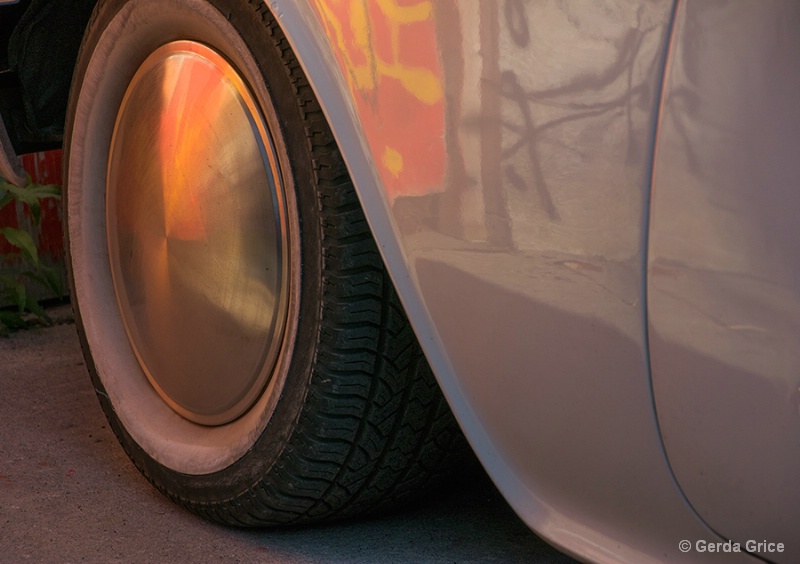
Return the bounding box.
[0,175,62,335]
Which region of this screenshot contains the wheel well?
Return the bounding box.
[0,0,97,153]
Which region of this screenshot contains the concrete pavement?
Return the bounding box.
[0,311,575,563]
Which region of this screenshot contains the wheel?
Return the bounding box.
[65,0,465,525]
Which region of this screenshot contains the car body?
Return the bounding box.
[1,1,798,562]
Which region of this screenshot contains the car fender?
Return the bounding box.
[265,2,759,563]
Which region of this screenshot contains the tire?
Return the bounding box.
[65,0,466,526]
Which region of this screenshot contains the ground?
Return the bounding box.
[0,308,575,563]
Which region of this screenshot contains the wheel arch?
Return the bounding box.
[263,0,496,483]
[266,6,451,375]
[261,0,484,472]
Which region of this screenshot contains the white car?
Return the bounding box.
[1,1,798,562]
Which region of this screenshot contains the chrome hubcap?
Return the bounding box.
[106,41,289,426]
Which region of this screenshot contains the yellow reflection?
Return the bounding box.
[382,145,404,177]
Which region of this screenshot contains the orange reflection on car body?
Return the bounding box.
[312,0,445,202]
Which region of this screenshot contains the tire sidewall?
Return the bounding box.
[65,0,323,500]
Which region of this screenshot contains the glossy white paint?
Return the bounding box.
[269,1,759,561]
[649,2,800,562]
